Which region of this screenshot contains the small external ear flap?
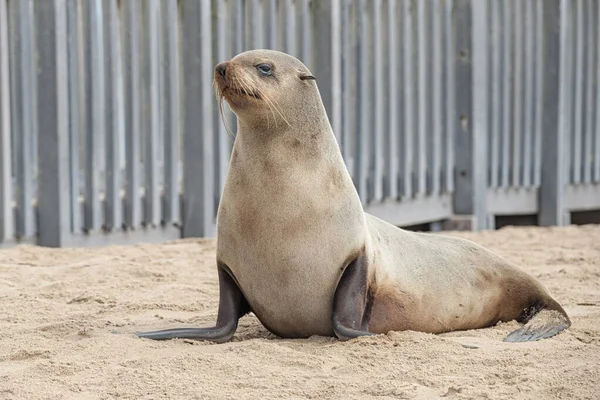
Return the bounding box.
[299,74,316,81]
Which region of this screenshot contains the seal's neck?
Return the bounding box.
[235,115,343,167]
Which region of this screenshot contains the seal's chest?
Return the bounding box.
[235,261,340,338]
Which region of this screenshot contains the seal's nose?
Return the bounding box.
[215,62,228,78]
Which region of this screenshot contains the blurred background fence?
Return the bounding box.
[0,0,598,248]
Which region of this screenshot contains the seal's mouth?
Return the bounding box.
[229,86,261,100]
[218,84,261,101]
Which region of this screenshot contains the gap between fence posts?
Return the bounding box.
[539,0,566,226]
[36,0,71,247]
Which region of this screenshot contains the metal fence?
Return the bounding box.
[0,0,598,248]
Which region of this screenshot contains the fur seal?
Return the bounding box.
[136,49,571,343]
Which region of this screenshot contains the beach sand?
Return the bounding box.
[0,224,598,399]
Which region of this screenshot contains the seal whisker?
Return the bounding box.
[212,77,235,139]
[238,74,277,129]
[219,97,235,139]
[251,84,292,129]
[259,88,293,129]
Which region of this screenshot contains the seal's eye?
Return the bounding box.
[256,64,272,76]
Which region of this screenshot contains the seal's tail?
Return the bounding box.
[504,299,571,342]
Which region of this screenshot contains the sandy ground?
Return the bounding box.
[0,225,598,399]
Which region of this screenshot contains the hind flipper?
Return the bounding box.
[504,309,571,342]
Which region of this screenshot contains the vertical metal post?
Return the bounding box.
[123,0,141,229]
[283,0,296,56]
[214,0,230,202]
[512,0,523,188]
[84,0,104,232]
[572,0,584,184]
[310,0,341,139]
[500,0,512,189]
[299,0,311,65]
[539,0,565,226]
[0,0,13,243]
[373,0,383,202]
[247,0,263,49]
[266,0,277,49]
[523,0,535,188]
[66,0,83,234]
[596,0,600,182]
[416,0,428,197]
[163,0,181,225]
[36,0,71,247]
[356,0,369,203]
[104,0,124,231]
[387,0,399,200]
[341,0,352,173]
[444,0,455,194]
[143,0,161,227]
[489,0,501,189]
[10,0,36,239]
[533,0,544,187]
[402,0,414,200]
[181,0,214,237]
[431,0,442,196]
[583,0,595,184]
[453,0,487,230]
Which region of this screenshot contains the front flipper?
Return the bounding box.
[136,263,249,343]
[332,247,375,341]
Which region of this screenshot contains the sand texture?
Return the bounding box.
[0,225,598,399]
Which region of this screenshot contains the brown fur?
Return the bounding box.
[214,49,570,342]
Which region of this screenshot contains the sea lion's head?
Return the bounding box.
[214,49,321,131]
